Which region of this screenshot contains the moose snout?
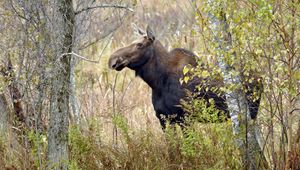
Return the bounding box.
[108,54,128,71]
[108,56,120,69]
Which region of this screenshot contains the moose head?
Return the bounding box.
[108,26,156,71]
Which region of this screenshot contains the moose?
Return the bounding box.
[108,26,261,129]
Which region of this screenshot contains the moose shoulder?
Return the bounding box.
[108,26,261,129]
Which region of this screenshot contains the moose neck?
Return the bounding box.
[135,41,172,90]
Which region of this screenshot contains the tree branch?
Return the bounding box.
[75,4,134,15]
[58,52,99,63]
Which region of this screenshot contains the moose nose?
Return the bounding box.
[108,56,120,69]
[111,62,118,69]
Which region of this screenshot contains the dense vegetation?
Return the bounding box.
[0,0,299,169]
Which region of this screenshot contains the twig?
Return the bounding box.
[9,0,29,21]
[58,52,99,63]
[75,4,134,15]
[79,33,113,51]
[289,108,300,115]
[112,73,119,148]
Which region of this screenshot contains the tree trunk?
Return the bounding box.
[70,55,80,124]
[3,57,26,124]
[0,94,9,133]
[47,0,75,169]
[208,1,267,169]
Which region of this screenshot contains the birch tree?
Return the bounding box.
[206,1,267,169]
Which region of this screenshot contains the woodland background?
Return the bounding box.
[0,0,299,169]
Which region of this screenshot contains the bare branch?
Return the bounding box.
[79,32,114,50]
[75,4,134,15]
[290,108,300,115]
[10,1,29,21]
[58,52,99,63]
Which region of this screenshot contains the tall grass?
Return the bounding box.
[67,117,242,170]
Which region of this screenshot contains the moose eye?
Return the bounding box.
[136,43,143,48]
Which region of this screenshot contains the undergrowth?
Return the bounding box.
[67,115,242,170]
[0,116,242,170]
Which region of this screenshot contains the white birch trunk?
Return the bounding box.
[70,55,80,125]
[208,1,267,169]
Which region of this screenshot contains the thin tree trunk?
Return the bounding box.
[0,56,26,126]
[70,55,80,124]
[47,0,75,169]
[5,57,26,124]
[0,94,9,133]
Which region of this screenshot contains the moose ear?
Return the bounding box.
[137,28,145,35]
[146,25,155,42]
[132,23,145,35]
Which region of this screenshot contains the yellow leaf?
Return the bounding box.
[294,71,300,80]
[184,76,190,83]
[201,70,209,78]
[183,66,189,75]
